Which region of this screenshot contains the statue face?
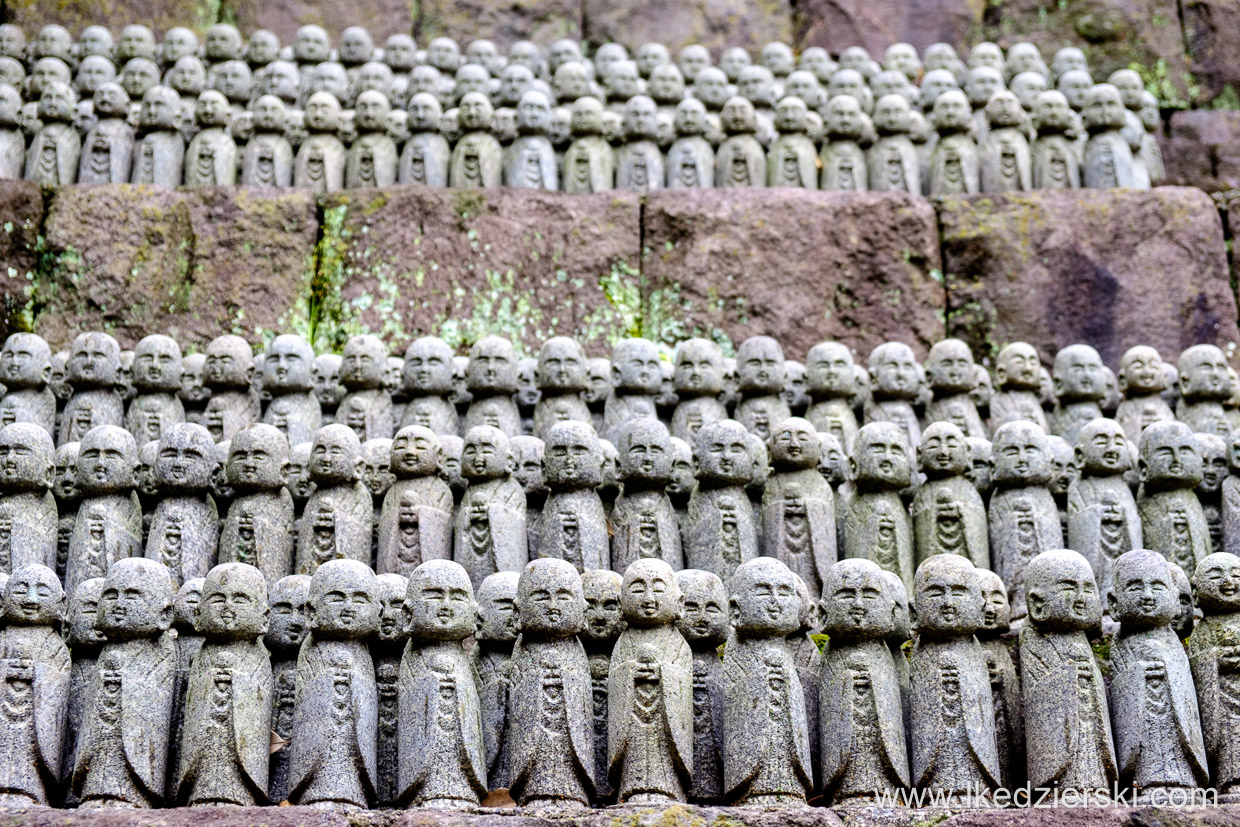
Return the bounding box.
[466,337,516,393]
[1077,420,1129,475]
[3,565,63,626]
[91,82,129,118]
[1108,69,1144,109]
[1052,48,1087,78]
[914,556,982,634]
[919,70,959,108]
[932,89,972,131]
[75,56,115,95]
[0,334,50,389]
[673,339,723,395]
[580,569,623,641]
[293,26,330,64]
[774,97,807,132]
[407,93,442,131]
[383,34,416,70]
[454,64,490,100]
[69,579,106,645]
[821,560,891,638]
[678,46,710,81]
[1031,90,1073,132]
[374,574,407,642]
[516,90,550,133]
[667,438,694,495]
[0,59,24,94]
[825,93,864,137]
[605,61,641,101]
[1026,552,1100,630]
[286,444,313,499]
[38,80,76,122]
[68,332,120,386]
[635,43,669,77]
[1180,345,1229,399]
[304,92,341,132]
[1194,553,1240,613]
[622,560,680,626]
[263,62,300,101]
[476,572,519,642]
[1056,70,1093,111]
[805,343,855,397]
[312,355,344,407]
[851,424,911,486]
[338,27,374,64]
[262,335,312,392]
[246,31,280,65]
[499,65,533,105]
[1139,94,1160,131]
[543,422,602,488]
[1007,44,1044,76]
[553,63,590,102]
[227,426,288,488]
[919,422,968,476]
[623,95,658,139]
[98,560,173,637]
[549,40,582,73]
[736,67,774,104]
[204,335,253,388]
[353,89,390,131]
[199,565,267,638]
[1053,345,1103,399]
[926,340,975,393]
[428,38,461,72]
[991,422,1051,484]
[310,562,379,636]
[1109,552,1176,626]
[340,335,385,389]
[730,559,800,635]
[458,91,494,130]
[0,423,52,489]
[212,60,252,101]
[583,358,611,405]
[978,571,1010,632]
[391,426,439,477]
[508,436,544,493]
[195,90,229,127]
[993,342,1038,390]
[310,425,360,483]
[118,25,157,61]
[407,562,477,640]
[462,426,509,480]
[1010,72,1048,110]
[439,436,464,491]
[828,68,866,100]
[872,93,910,133]
[534,337,585,391]
[360,439,395,496]
[618,419,672,481]
[156,423,216,490]
[611,339,661,393]
[1200,434,1228,494]
[172,580,202,631]
[869,343,918,398]
[648,65,683,102]
[204,24,242,61]
[676,570,727,644]
[402,337,453,394]
[768,418,819,469]
[694,68,729,109]
[984,89,1023,127]
[53,443,79,500]
[695,421,754,483]
[1083,84,1126,130]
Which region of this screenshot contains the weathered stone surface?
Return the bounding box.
[229,0,414,48]
[0,180,44,341]
[416,0,580,51]
[794,0,982,61]
[585,0,790,55]
[319,187,640,355]
[1183,0,1240,106]
[2,0,216,39]
[940,187,1239,366]
[643,189,943,360]
[1163,111,1240,192]
[36,185,316,351]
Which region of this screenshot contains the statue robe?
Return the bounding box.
[66,492,143,596]
[844,489,915,593]
[504,135,558,190]
[766,134,817,188]
[1139,488,1212,576]
[337,388,394,441]
[79,118,134,183]
[616,140,664,193]
[241,133,294,187]
[131,130,184,188]
[989,486,1062,618]
[470,643,513,788]
[376,477,453,575]
[0,491,57,572]
[507,636,595,807]
[807,398,859,449]
[927,132,980,195]
[294,134,345,193]
[449,131,502,188]
[912,476,989,570]
[735,394,791,441]
[146,494,219,587]
[1224,476,1240,558]
[26,123,80,186]
[1141,132,1165,183]
[819,638,909,802]
[924,393,987,438]
[820,140,867,191]
[715,135,764,188]
[126,391,186,444]
[296,482,373,574]
[345,133,397,188]
[399,132,450,186]
[288,636,377,809]
[184,128,238,186]
[533,394,591,439]
[1083,131,1141,189]
[611,488,683,573]
[1187,613,1240,796]
[400,395,460,435]
[397,641,487,807]
[864,398,921,445]
[463,394,521,437]
[989,389,1049,433]
[204,388,262,443]
[1067,475,1141,605]
[267,654,298,803]
[539,489,608,572]
[687,647,726,802]
[1116,394,1175,445]
[1031,133,1080,189]
[980,126,1031,192]
[867,135,919,193]
[1020,624,1116,792]
[563,137,615,193]
[177,639,272,806]
[72,634,176,807]
[978,637,1024,789]
[685,485,757,587]
[220,488,295,584]
[0,128,23,179]
[762,469,835,599]
[0,626,70,806]
[666,136,713,188]
[262,391,320,447]
[61,388,124,445]
[453,476,527,589]
[603,393,658,445]
[607,626,693,802]
[1049,401,1102,445]
[1177,400,1232,440]
[671,397,728,444]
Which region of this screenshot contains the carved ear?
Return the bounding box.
[41,459,54,490]
[1138,457,1148,484]
[402,602,413,634]
[39,363,50,385]
[728,595,740,626]
[159,602,174,631]
[277,460,290,487]
[1052,375,1064,397]
[1027,591,1045,622]
[504,451,516,476]
[848,456,858,478]
[994,364,1007,385]
[611,364,622,386]
[1117,371,1130,394]
[1179,372,1191,396]
[1106,590,1117,618]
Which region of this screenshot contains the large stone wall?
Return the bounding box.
[2,183,1236,364]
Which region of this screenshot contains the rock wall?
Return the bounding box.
[3,182,1236,365]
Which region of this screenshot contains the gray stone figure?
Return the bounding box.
[975,570,1024,790]
[63,577,105,804]
[183,90,236,186]
[261,334,320,448]
[1115,345,1174,445]
[0,423,56,573]
[612,418,683,572]
[537,421,607,572]
[868,93,919,193]
[504,90,557,190]
[378,426,453,575]
[287,441,313,519]
[396,560,486,809]
[1082,83,1142,189]
[241,95,294,186]
[685,420,758,586]
[1225,432,1240,558]
[667,99,714,188]
[26,81,80,186]
[266,574,310,804]
[175,563,271,807]
[508,559,595,810]
[532,337,590,439]
[616,95,664,192]
[296,425,372,574]
[1048,434,1075,539]
[1021,549,1116,795]
[844,422,915,592]
[923,339,985,438]
[670,338,727,444]
[607,559,692,803]
[821,94,867,191]
[667,436,694,528]
[146,423,218,587]
[166,577,204,804]
[1030,90,1081,189]
[0,564,68,808]
[910,554,999,802]
[1177,344,1232,439]
[734,336,790,441]
[337,335,394,443]
[767,96,816,188]
[989,421,1062,618]
[563,97,615,194]
[288,560,378,810]
[511,435,546,555]
[1068,418,1141,608]
[399,94,449,186]
[762,417,835,599]
[294,92,345,193]
[67,426,142,597]
[72,558,176,809]
[471,571,519,790]
[1200,434,1228,555]
[130,85,183,187]
[219,424,294,583]
[0,334,54,435]
[1170,560,1196,642]
[928,90,979,195]
[1139,91,1165,184]
[805,342,859,450]
[126,335,185,445]
[53,442,79,582]
[1188,553,1240,801]
[455,426,527,588]
[864,342,921,446]
[0,86,24,180]
[674,569,727,803]
[400,337,461,436]
[61,332,124,446]
[913,421,988,569]
[818,558,910,804]
[603,338,661,444]
[990,341,1049,432]
[463,337,521,437]
[370,572,407,807]
[180,353,210,425]
[345,90,397,188]
[1138,421,1211,574]
[202,335,260,444]
[979,90,1031,192]
[783,361,810,417]
[1108,549,1208,802]
[581,568,624,804]
[715,97,764,187]
[450,92,502,188]
[440,435,466,507]
[723,557,812,806]
[1048,344,1105,444]
[585,359,611,433]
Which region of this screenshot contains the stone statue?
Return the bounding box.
[672,569,726,803]
[510,435,546,554]
[72,558,176,809]
[450,92,502,188]
[989,421,1063,618]
[1170,560,1196,641]
[146,423,218,587]
[912,421,988,569]
[670,338,727,444]
[599,338,659,444]
[844,422,915,591]
[400,93,450,186]
[1082,83,1142,189]
[0,423,56,572]
[607,559,692,803]
[734,336,790,441]
[344,90,397,188]
[219,424,294,583]
[612,418,683,572]
[397,560,486,809]
[288,560,378,810]
[804,342,858,449]
[990,341,1049,432]
[580,568,624,803]
[508,559,595,810]
[1138,421,1211,573]
[1067,418,1140,607]
[400,337,460,435]
[864,342,921,445]
[761,417,835,599]
[1108,549,1208,801]
[378,426,453,575]
[767,96,816,188]
[1114,345,1174,444]
[614,95,663,192]
[125,334,185,444]
[131,85,184,187]
[1030,90,1081,189]
[667,99,714,188]
[1138,91,1165,184]
[723,557,812,806]
[536,421,606,571]
[296,424,372,574]
[294,92,345,193]
[0,85,23,180]
[463,337,521,437]
[241,94,294,186]
[1188,553,1240,801]
[818,558,910,804]
[1176,344,1232,439]
[67,426,142,596]
[975,570,1024,789]
[979,90,1031,192]
[369,572,407,807]
[261,334,320,447]
[868,93,919,193]
[685,420,758,586]
[531,338,590,440]
[52,442,79,581]
[454,425,527,588]
[563,97,615,194]
[202,335,260,444]
[471,571,519,789]
[1200,434,1228,554]
[927,90,979,195]
[335,335,393,443]
[1021,548,1115,794]
[61,332,125,446]
[62,577,104,804]
[821,94,867,191]
[1048,344,1106,444]
[26,81,80,186]
[165,577,204,804]
[184,90,236,186]
[922,339,985,438]
[180,353,210,425]
[504,90,558,190]
[265,574,310,804]
[78,82,135,184]
[716,97,764,187]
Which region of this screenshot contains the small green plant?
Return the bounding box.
[1131,58,1199,110]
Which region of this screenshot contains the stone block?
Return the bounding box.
[794,0,983,60]
[228,0,414,49]
[36,184,317,351]
[416,0,580,51]
[0,180,44,340]
[318,186,641,355]
[584,0,792,56]
[641,188,944,360]
[940,187,1239,367]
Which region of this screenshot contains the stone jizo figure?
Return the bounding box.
[378,426,453,575]
[472,571,519,790]
[1030,90,1081,189]
[864,342,921,445]
[1177,344,1232,439]
[734,336,790,441]
[686,420,758,586]
[62,332,125,446]
[923,338,985,438]
[294,92,346,193]
[1049,344,1106,445]
[0,423,57,573]
[868,93,919,193]
[602,338,662,444]
[338,335,395,443]
[913,421,988,569]
[612,418,683,572]
[131,85,184,187]
[820,94,867,191]
[1138,421,1211,574]
[184,90,236,186]
[674,569,727,803]
[26,81,80,187]
[975,570,1024,789]
[67,425,142,596]
[219,424,294,583]
[531,337,590,439]
[667,99,714,188]
[979,90,1031,192]
[0,333,55,435]
[297,424,372,574]
[990,341,1048,432]
[261,334,320,447]
[767,96,816,188]
[671,338,727,444]
[1067,418,1141,608]
[241,95,294,186]
[463,336,521,438]
[1082,83,1143,189]
[927,90,978,194]
[399,337,460,435]
[370,572,407,807]
[844,422,915,591]
[126,334,185,444]
[581,568,625,803]
[266,574,310,805]
[761,417,834,599]
[454,425,527,588]
[1187,552,1240,801]
[716,97,764,188]
[202,335,260,444]
[146,422,219,587]
[345,90,397,188]
[63,577,104,804]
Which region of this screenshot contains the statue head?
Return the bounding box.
[360,438,394,498]
[1193,552,1240,615]
[850,422,912,488]
[1178,344,1230,402]
[226,424,290,492]
[919,69,960,110]
[77,425,137,494]
[1010,71,1048,110]
[616,417,673,484]
[805,342,856,399]
[976,568,1011,634]
[98,558,175,640]
[53,441,79,502]
[736,336,784,395]
[197,563,268,639]
[1024,549,1101,632]
[389,425,439,479]
[476,571,520,643]
[673,338,723,397]
[767,417,820,472]
[543,420,603,489]
[462,425,511,481]
[621,558,681,628]
[1082,83,1126,132]
[913,553,983,635]
[1200,432,1228,495]
[924,339,976,394]
[307,423,361,485]
[340,334,386,391]
[155,422,216,492]
[610,338,662,395]
[1051,47,1088,79]
[1073,417,1129,477]
[1109,549,1177,629]
[868,341,919,400]
[4,564,64,628]
[694,419,755,485]
[1139,420,1202,489]
[931,88,972,133]
[993,341,1040,391]
[466,336,517,395]
[0,333,51,391]
[204,334,254,391]
[265,574,312,652]
[304,90,342,133]
[405,559,476,641]
[820,558,894,640]
[1052,344,1104,402]
[354,89,391,132]
[518,558,586,638]
[990,420,1052,486]
[675,568,727,646]
[816,433,846,485]
[730,557,800,636]
[308,559,379,639]
[1056,69,1094,111]
[68,577,107,646]
[720,95,757,135]
[117,24,157,62]
[918,421,969,479]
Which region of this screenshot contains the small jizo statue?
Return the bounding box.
[26,81,80,187]
[539,421,608,571]
[0,564,69,809]
[378,426,453,575]
[1199,433,1228,555]
[400,94,450,187]
[1030,90,1081,189]
[265,574,310,805]
[261,334,321,448]
[1020,549,1117,796]
[616,95,664,192]
[666,99,714,188]
[988,421,1063,618]
[990,341,1049,432]
[923,338,985,438]
[927,90,979,194]
[0,423,57,572]
[241,95,293,186]
[0,86,26,180]
[671,338,728,444]
[612,418,683,572]
[1115,345,1174,444]
[67,425,143,596]
[1188,553,1240,801]
[820,94,867,191]
[0,333,56,434]
[184,90,236,186]
[450,92,503,188]
[345,90,397,188]
[400,337,460,435]
[337,335,394,443]
[72,558,177,809]
[581,568,625,803]
[126,334,185,444]
[63,577,105,804]
[130,85,184,187]
[865,342,921,445]
[913,421,989,569]
[723,557,812,806]
[818,558,910,805]
[166,577,204,800]
[202,335,260,444]
[508,559,596,810]
[175,563,271,807]
[603,338,662,444]
[761,417,835,599]
[147,423,219,587]
[685,420,759,586]
[62,331,125,446]
[1138,421,1211,574]
[767,96,817,188]
[294,92,346,193]
[1225,431,1240,557]
[715,97,764,188]
[868,93,919,193]
[1048,344,1106,445]
[463,336,521,437]
[607,559,693,804]
[910,554,1000,802]
[396,560,486,809]
[734,336,790,441]
[979,90,1031,192]
[219,424,294,583]
[289,560,379,811]
[975,570,1024,790]
[804,342,859,449]
[454,426,527,588]
[1067,418,1141,607]
[563,97,616,194]
[1082,83,1142,189]
[532,336,591,439]
[297,424,372,574]
[1108,549,1208,802]
[371,572,407,808]
[472,571,519,789]
[1176,344,1232,439]
[675,569,727,803]
[844,422,915,592]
